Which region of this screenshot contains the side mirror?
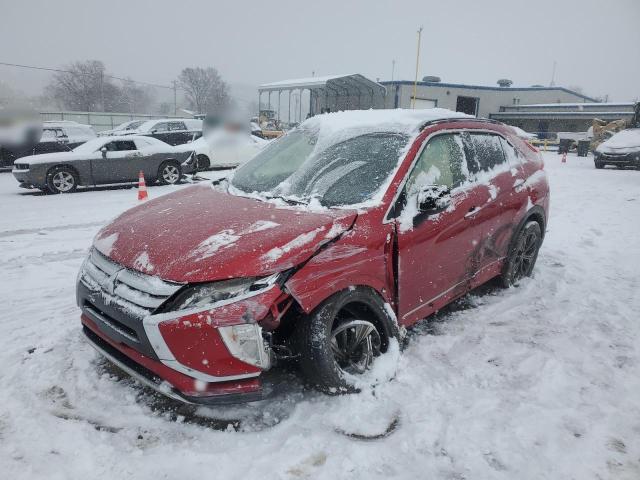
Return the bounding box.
[151,129,158,134]
[100,146,107,158]
[417,185,451,212]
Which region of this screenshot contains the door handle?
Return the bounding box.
[512,178,525,192]
[465,206,480,218]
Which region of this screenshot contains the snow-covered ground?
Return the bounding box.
[1,154,639,479]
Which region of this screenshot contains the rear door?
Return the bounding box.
[462,132,524,277]
[395,131,491,325]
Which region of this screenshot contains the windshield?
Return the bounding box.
[114,120,143,131]
[231,128,409,208]
[72,138,105,153]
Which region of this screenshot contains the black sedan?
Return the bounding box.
[12,136,196,193]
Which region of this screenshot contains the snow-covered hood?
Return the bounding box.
[93,184,356,283]
[172,137,207,156]
[597,129,640,154]
[19,151,85,165]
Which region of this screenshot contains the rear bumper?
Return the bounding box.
[82,316,264,405]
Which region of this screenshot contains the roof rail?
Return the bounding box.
[420,117,502,130]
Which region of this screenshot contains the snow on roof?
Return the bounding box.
[301,108,471,137]
[517,102,635,108]
[259,74,356,90]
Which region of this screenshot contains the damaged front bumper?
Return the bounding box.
[77,249,285,405]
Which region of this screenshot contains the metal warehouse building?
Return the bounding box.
[380,80,596,117]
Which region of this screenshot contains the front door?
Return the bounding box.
[395,132,490,326]
[91,140,140,184]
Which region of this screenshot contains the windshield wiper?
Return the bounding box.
[264,194,308,205]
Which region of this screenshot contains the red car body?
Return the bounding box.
[78,112,549,404]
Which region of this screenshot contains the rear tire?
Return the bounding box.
[293,288,397,394]
[501,221,542,287]
[157,161,181,185]
[46,166,78,194]
[196,154,210,171]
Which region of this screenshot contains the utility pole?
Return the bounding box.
[172,80,177,116]
[391,59,395,81]
[411,26,423,109]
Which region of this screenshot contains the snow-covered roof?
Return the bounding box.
[302,108,471,138]
[259,74,355,90]
[258,74,385,95]
[517,102,635,108]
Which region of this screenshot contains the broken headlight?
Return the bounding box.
[164,275,278,312]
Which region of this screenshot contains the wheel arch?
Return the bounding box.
[46,163,82,185]
[522,205,546,240]
[286,284,399,348]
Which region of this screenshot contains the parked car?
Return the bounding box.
[129,118,203,146]
[77,109,549,405]
[98,120,146,137]
[41,121,96,148]
[173,129,268,170]
[594,128,640,169]
[13,135,196,193]
[0,121,95,168]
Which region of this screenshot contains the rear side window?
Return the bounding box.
[464,133,506,174]
[404,133,467,194]
[106,141,136,151]
[153,122,169,132]
[168,122,186,131]
[499,137,523,167]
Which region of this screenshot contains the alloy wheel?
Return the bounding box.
[52,171,75,192]
[512,229,539,281]
[162,165,180,184]
[330,320,381,375]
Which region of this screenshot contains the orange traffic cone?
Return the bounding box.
[561,152,567,163]
[138,171,148,201]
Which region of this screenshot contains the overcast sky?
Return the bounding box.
[1,0,639,102]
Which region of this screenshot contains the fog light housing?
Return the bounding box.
[218,323,270,369]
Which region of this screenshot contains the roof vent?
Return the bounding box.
[497,79,513,88]
[422,76,441,83]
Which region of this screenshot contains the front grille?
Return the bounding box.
[79,248,183,318]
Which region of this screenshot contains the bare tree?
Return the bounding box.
[178,67,229,114]
[45,60,117,112]
[115,79,155,114]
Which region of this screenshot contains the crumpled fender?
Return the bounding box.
[284,217,395,314]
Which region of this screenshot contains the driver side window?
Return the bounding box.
[404,133,466,196]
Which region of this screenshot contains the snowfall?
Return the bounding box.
[1,152,639,480]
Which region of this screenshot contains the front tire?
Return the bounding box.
[157,161,182,185]
[595,161,604,169]
[46,166,78,194]
[293,288,396,394]
[501,221,542,287]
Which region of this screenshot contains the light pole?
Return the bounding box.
[411,26,423,109]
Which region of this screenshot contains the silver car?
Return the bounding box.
[12,135,196,193]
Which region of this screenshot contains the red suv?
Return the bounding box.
[77,109,549,404]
